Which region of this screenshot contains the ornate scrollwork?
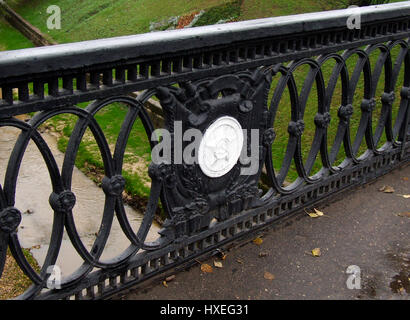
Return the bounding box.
[153,68,272,239]
[148,162,173,182]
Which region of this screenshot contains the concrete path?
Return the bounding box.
[115,163,409,300]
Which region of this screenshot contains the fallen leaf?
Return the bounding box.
[311,248,321,257]
[259,252,268,258]
[402,195,410,199]
[236,258,243,264]
[165,275,176,282]
[314,208,324,216]
[200,263,213,273]
[264,271,275,280]
[402,177,408,181]
[214,261,223,268]
[397,212,410,218]
[162,281,168,288]
[379,185,395,193]
[253,237,263,245]
[307,212,320,218]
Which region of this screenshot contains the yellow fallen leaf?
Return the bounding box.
[402,195,410,199]
[311,248,321,257]
[214,261,223,268]
[253,237,263,245]
[305,208,325,218]
[397,212,410,218]
[264,271,275,280]
[200,263,213,273]
[314,208,324,216]
[379,185,395,193]
[307,212,320,218]
[162,281,168,288]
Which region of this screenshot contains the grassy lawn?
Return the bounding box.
[44,102,153,202]
[0,18,34,51]
[7,0,233,43]
[239,0,327,21]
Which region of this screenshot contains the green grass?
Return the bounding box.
[0,18,34,51]
[239,0,327,21]
[193,0,242,26]
[269,44,405,182]
[7,0,233,43]
[45,102,153,201]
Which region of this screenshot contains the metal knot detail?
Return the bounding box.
[0,207,22,233]
[400,87,410,100]
[263,128,276,146]
[314,112,331,128]
[361,98,376,113]
[102,175,126,196]
[381,91,395,105]
[49,190,76,213]
[338,104,353,120]
[287,120,305,137]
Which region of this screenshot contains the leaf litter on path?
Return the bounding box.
[200,263,213,273]
[305,208,326,218]
[379,185,395,193]
[264,272,275,280]
[311,248,321,257]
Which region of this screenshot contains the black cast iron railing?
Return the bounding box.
[0,2,409,300]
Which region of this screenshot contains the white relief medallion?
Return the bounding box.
[198,116,244,178]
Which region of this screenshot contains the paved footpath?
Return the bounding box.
[115,164,409,300]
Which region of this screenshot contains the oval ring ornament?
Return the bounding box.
[198,116,244,178]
